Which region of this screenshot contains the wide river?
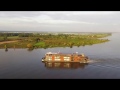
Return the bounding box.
[0,33,120,79]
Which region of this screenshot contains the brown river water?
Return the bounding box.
[0,33,120,79]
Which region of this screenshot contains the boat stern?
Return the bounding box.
[42,57,45,62]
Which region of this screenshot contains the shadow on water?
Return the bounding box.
[42,62,89,69]
[27,48,34,52]
[5,48,8,52]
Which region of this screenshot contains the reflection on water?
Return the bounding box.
[43,62,89,69]
[5,48,8,52]
[1,33,120,78]
[27,48,34,52]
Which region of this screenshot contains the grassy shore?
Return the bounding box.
[0,33,111,49]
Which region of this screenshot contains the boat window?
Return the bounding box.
[48,58,52,61]
[49,57,52,58]
[55,56,60,59]
[64,57,70,59]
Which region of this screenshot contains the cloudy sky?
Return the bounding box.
[0,11,120,32]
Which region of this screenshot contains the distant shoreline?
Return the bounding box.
[0,33,111,49]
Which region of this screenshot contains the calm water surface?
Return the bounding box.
[0,33,120,79]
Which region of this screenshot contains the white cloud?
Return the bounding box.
[0,11,119,32]
[67,11,114,15]
[40,11,115,16]
[0,14,98,25]
[113,23,120,25]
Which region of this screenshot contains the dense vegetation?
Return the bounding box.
[0,32,111,49]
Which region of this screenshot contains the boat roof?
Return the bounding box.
[46,52,58,54]
[46,52,84,56]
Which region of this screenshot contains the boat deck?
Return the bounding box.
[42,60,89,63]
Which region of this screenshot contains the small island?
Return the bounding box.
[0,32,111,49]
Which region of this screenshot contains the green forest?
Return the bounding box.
[0,32,111,49]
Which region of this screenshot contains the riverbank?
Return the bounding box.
[0,33,111,49]
[0,40,19,45]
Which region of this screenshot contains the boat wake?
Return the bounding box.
[88,59,102,63]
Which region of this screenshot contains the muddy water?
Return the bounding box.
[0,33,120,79]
